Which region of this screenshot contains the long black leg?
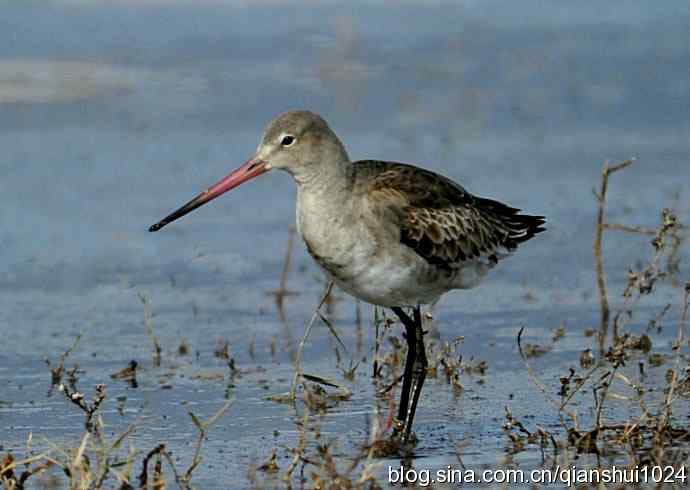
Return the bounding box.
[391,307,416,435]
[403,306,427,441]
[391,306,427,442]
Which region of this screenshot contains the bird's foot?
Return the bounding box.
[390,419,418,453]
[368,429,417,458]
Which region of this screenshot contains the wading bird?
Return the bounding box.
[150,110,545,442]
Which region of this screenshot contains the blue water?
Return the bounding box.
[1,1,689,488]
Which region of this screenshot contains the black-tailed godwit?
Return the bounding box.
[150,110,545,441]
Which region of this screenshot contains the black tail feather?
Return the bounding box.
[474,197,546,249]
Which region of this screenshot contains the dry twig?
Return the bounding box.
[593,158,634,356]
[138,292,162,367]
[288,282,334,400]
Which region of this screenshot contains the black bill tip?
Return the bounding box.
[148,194,206,233]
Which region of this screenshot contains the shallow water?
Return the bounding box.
[1,1,689,488]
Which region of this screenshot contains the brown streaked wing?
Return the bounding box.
[354,160,545,271]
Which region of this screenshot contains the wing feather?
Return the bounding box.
[354,160,545,271]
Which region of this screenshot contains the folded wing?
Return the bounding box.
[356,160,545,272]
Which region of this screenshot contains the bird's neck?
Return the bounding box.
[295,158,356,236]
[295,157,354,200]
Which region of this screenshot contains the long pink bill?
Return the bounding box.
[149,158,268,232]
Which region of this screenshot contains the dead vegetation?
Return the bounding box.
[1,300,232,490]
[249,390,385,489]
[1,377,231,490]
[507,159,690,485]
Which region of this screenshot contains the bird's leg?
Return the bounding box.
[391,306,418,439]
[403,306,427,441]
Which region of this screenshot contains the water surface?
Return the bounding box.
[1,1,689,488]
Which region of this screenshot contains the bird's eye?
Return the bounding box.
[280,135,296,147]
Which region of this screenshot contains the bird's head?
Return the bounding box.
[257,110,348,182]
[149,110,348,232]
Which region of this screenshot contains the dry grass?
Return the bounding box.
[1,298,233,490]
[1,377,232,490]
[506,159,690,486]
